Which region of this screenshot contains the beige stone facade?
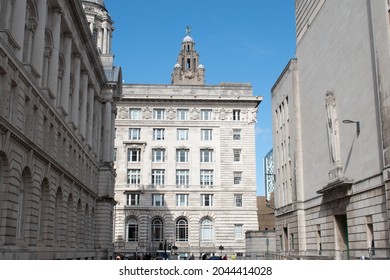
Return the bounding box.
[113,34,261,259]
[0,0,121,259]
[272,0,390,259]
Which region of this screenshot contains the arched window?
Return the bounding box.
[126,217,138,242]
[151,217,164,242]
[200,218,213,242]
[38,179,50,241]
[16,168,30,239]
[76,199,82,245]
[54,188,63,242]
[176,218,188,242]
[66,194,74,244]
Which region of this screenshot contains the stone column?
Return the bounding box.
[31,0,47,81]
[87,86,95,148]
[60,33,72,118]
[47,7,62,101]
[103,101,112,162]
[11,0,27,60]
[70,53,81,130]
[93,99,102,158]
[102,27,107,54]
[80,71,88,140]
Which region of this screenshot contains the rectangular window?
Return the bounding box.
[127,169,141,184]
[234,224,243,239]
[126,193,140,206]
[176,169,189,186]
[233,149,241,162]
[233,109,241,121]
[177,109,189,120]
[233,129,241,140]
[152,148,165,162]
[201,194,213,206]
[129,128,141,140]
[128,148,141,162]
[153,109,165,120]
[234,194,243,207]
[129,108,141,120]
[176,194,189,206]
[201,109,212,120]
[153,128,165,140]
[151,169,165,186]
[152,194,164,206]
[200,149,213,163]
[234,172,242,185]
[176,149,189,163]
[200,170,213,186]
[201,129,212,141]
[177,128,189,140]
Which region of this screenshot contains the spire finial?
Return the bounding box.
[185,26,191,35]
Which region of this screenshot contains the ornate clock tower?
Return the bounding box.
[171,27,206,85]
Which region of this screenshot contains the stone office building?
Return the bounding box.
[0,0,121,259]
[272,0,390,259]
[113,32,261,259]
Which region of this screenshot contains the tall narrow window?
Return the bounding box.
[200,170,213,186]
[127,218,139,241]
[233,110,241,121]
[151,218,164,241]
[234,224,243,239]
[200,218,213,242]
[233,172,242,185]
[233,149,241,162]
[176,218,188,242]
[234,194,243,207]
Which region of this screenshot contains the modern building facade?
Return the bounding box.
[272,0,390,259]
[0,0,121,259]
[113,32,261,259]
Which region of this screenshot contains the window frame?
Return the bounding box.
[129,128,141,140]
[128,148,141,162]
[153,108,165,120]
[152,194,165,206]
[153,128,165,140]
[129,108,141,120]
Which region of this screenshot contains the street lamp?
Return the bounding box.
[218,245,224,255]
[342,119,360,136]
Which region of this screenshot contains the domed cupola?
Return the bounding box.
[81,0,114,71]
[171,26,205,85]
[82,0,105,7]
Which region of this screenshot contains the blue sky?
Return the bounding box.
[104,0,296,195]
